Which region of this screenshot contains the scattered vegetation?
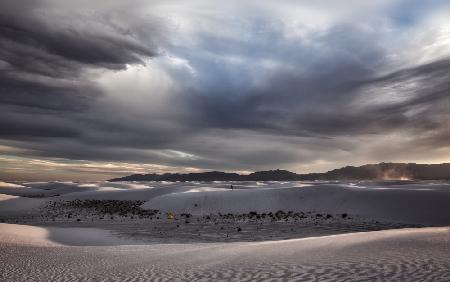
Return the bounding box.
[43,200,159,220]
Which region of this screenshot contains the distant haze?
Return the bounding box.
[2,1,450,181]
[110,163,450,182]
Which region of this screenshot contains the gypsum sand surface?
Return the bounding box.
[2,181,450,281]
[0,198,424,244]
[1,223,450,281]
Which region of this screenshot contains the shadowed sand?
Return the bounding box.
[1,223,450,281]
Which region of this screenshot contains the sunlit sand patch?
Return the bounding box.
[0,194,18,201]
[0,182,27,189]
[0,223,57,246]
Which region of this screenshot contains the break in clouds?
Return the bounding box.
[1,0,450,180]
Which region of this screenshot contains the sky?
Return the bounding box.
[1,0,450,181]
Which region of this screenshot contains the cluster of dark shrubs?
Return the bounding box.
[47,200,159,219]
[42,200,352,224]
[22,194,47,198]
[212,211,350,222]
[180,213,192,224]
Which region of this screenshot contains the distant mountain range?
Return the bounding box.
[109,163,450,182]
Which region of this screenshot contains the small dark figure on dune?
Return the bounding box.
[230,184,234,190]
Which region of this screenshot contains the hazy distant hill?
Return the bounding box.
[110,169,298,182]
[109,163,450,182]
[304,163,450,180]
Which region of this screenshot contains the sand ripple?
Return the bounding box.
[2,228,450,281]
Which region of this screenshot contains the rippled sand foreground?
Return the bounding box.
[1,224,450,281]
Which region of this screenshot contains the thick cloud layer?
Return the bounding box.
[0,0,165,136]
[1,0,450,180]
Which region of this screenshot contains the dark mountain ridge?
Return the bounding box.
[109,163,450,182]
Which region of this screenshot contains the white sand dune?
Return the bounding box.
[0,182,26,188]
[0,181,157,198]
[0,181,183,216]
[1,223,449,281]
[0,223,139,246]
[0,195,48,216]
[2,180,450,225]
[1,181,450,280]
[0,186,46,197]
[0,181,244,213]
[59,184,193,201]
[0,181,102,198]
[142,183,450,225]
[0,194,18,201]
[0,223,57,246]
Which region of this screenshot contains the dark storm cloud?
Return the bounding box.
[0,0,165,138]
[177,18,450,141]
[0,1,162,73]
[1,0,450,179]
[369,58,450,108]
[0,110,79,138]
[363,58,450,147]
[182,24,391,136]
[174,57,450,170]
